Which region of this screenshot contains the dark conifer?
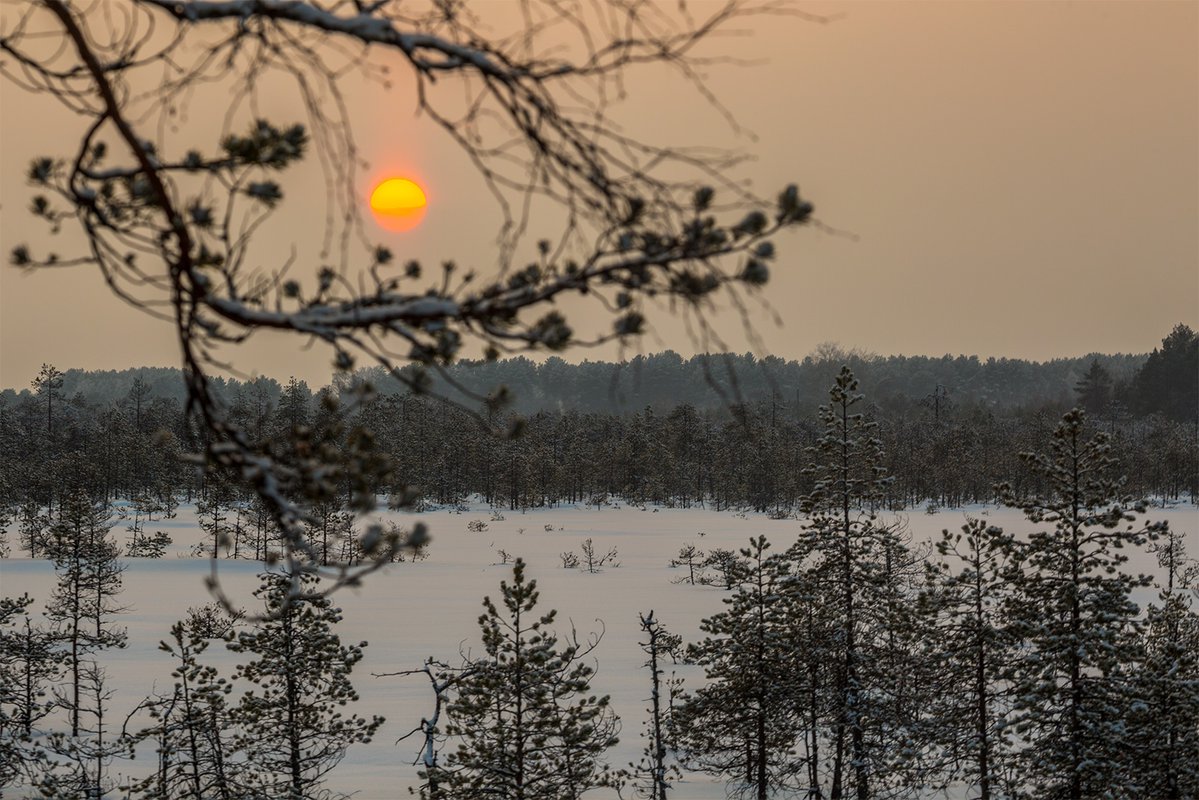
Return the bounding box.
[1001,409,1161,799]
[44,490,126,736]
[437,558,618,799]
[674,537,801,799]
[228,571,382,799]
[1126,527,1199,798]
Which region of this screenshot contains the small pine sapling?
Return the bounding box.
[580,538,619,573]
[670,545,705,586]
[702,548,746,590]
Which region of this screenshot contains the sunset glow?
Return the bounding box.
[369,177,427,232]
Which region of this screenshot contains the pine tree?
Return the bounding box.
[670,544,704,585]
[125,376,154,497]
[34,662,130,799]
[306,499,353,566]
[195,477,236,559]
[1001,409,1160,799]
[623,611,683,800]
[17,501,47,559]
[228,571,382,799]
[0,594,57,792]
[129,621,237,800]
[44,490,126,737]
[776,535,836,800]
[0,596,58,740]
[920,519,1021,799]
[702,548,747,589]
[1126,527,1199,798]
[673,537,801,800]
[796,366,917,800]
[31,363,63,441]
[437,558,618,799]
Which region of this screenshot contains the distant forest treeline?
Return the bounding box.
[1,325,1195,514]
[2,335,1186,416]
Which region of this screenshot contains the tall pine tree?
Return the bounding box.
[44,490,126,737]
[1002,409,1160,799]
[796,366,923,799]
[673,536,801,799]
[920,519,1021,799]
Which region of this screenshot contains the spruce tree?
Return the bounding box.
[1074,359,1113,418]
[1131,323,1199,422]
[437,558,618,799]
[228,571,382,799]
[1001,409,1160,799]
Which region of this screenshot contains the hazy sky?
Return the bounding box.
[1,0,1196,389]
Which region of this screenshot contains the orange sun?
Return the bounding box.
[369,177,427,232]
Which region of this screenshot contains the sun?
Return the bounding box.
[369,177,428,232]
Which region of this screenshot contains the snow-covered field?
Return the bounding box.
[2,501,1196,798]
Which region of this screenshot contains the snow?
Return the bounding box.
[2,501,1195,798]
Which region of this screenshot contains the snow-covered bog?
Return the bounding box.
[1,501,1194,798]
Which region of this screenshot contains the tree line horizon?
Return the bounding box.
[6,322,1195,420]
[3,324,1194,524]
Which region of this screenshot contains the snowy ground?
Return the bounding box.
[2,500,1196,798]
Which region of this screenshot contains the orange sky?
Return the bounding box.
[1,0,1196,388]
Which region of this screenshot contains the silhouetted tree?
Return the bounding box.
[674,537,801,799]
[1001,409,1162,799]
[228,571,381,799]
[1132,324,1199,422]
[623,611,683,800]
[437,559,618,799]
[44,490,126,736]
[1074,359,1113,417]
